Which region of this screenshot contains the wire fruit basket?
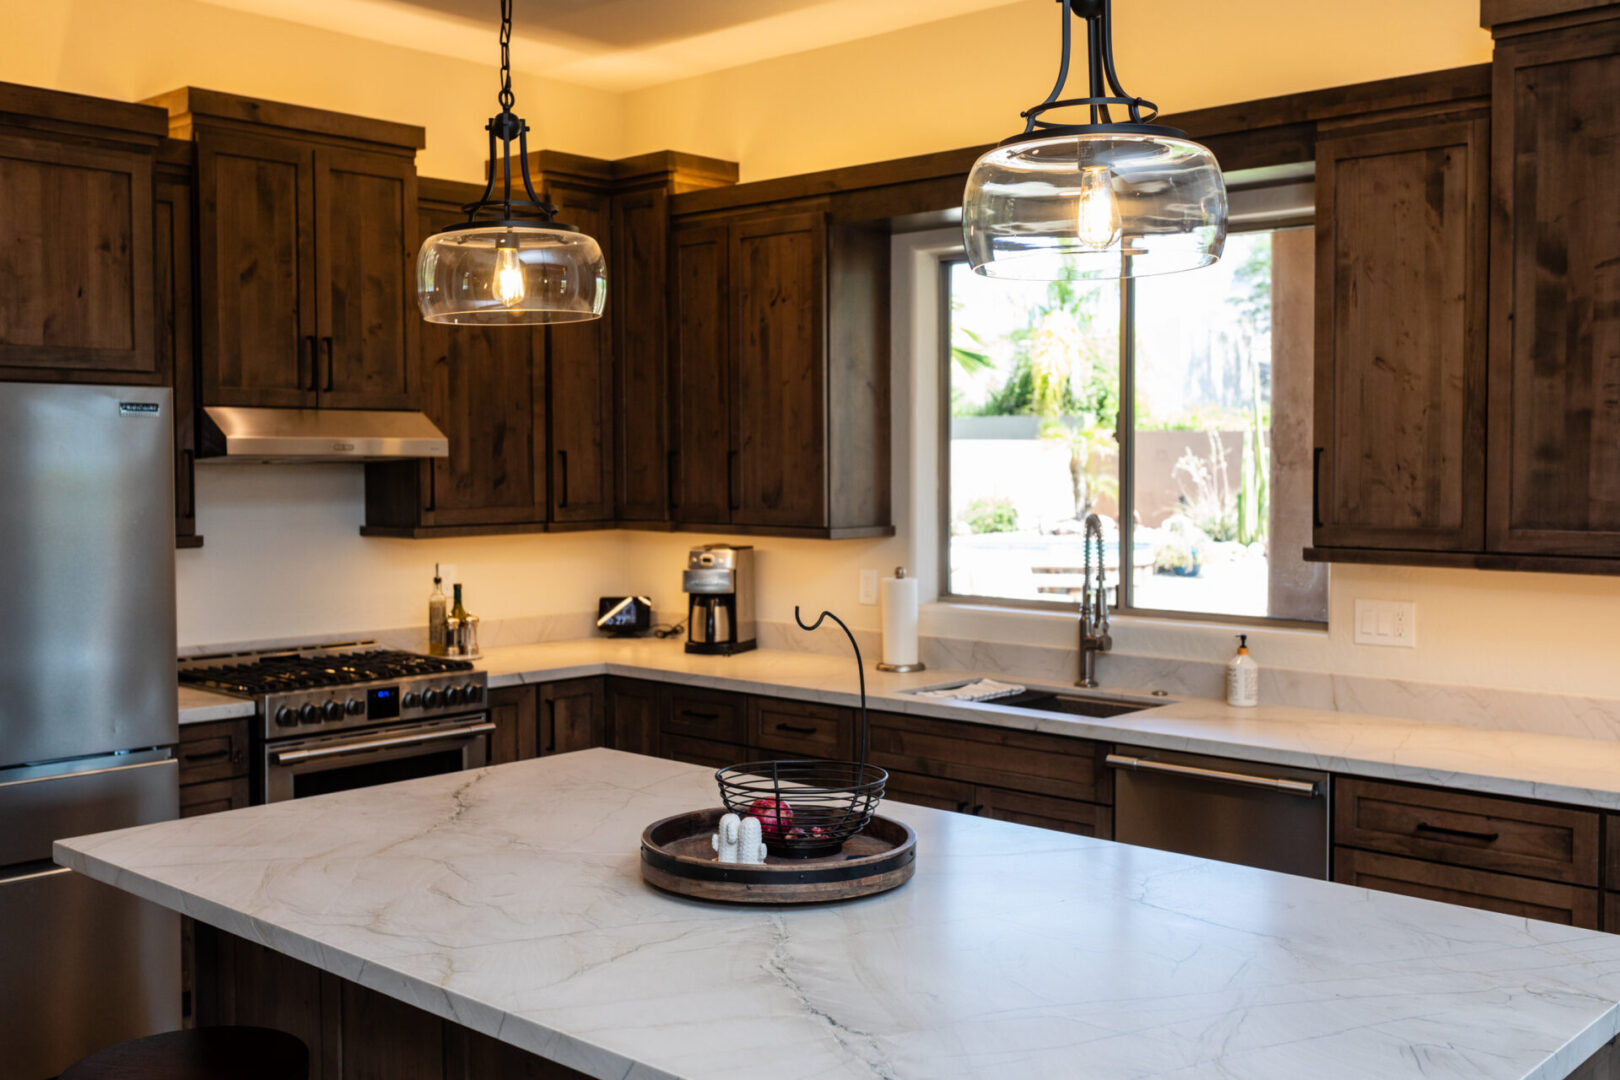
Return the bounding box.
[716,608,887,859]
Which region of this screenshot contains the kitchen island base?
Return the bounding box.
[193,925,588,1080]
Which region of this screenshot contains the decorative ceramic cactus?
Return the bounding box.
[711,813,742,863]
[737,815,768,864]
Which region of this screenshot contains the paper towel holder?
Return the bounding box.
[876,566,927,673]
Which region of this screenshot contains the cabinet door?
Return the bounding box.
[486,686,537,765]
[607,679,660,756]
[413,200,545,527]
[539,678,606,755]
[313,148,418,410]
[748,697,853,759]
[670,224,732,524]
[546,182,614,524]
[155,170,200,545]
[1489,24,1620,556]
[976,787,1112,839]
[882,771,976,814]
[612,188,669,521]
[195,131,316,407]
[730,213,828,527]
[0,133,157,380]
[1313,114,1488,552]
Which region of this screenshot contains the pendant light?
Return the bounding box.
[962,0,1227,281]
[416,0,606,324]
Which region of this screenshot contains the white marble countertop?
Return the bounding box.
[177,684,256,725]
[458,637,1620,813]
[55,749,1620,1080]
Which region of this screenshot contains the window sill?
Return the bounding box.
[921,597,1329,645]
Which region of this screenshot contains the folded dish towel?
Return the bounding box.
[914,678,1026,703]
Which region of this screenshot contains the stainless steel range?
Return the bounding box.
[179,642,491,803]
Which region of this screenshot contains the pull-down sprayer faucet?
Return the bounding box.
[1078,512,1112,688]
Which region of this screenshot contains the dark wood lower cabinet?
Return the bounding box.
[606,678,660,756]
[659,732,751,770]
[539,678,607,756]
[977,786,1112,839]
[194,925,591,1080]
[487,686,538,765]
[1332,847,1600,928]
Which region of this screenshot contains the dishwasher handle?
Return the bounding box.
[1105,753,1320,797]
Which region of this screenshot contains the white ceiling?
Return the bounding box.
[194,0,1031,92]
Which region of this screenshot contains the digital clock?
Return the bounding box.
[596,595,652,637]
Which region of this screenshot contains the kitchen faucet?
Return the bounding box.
[1077,512,1112,688]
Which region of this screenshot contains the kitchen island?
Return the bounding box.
[56,749,1620,1080]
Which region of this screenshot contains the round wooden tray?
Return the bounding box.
[640,808,916,904]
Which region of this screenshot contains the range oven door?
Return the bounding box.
[261,714,492,803]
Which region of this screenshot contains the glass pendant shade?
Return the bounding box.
[417,225,606,325]
[964,132,1226,280]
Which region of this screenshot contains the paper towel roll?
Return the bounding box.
[879,568,923,671]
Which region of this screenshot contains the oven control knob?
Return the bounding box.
[298,703,320,723]
[402,691,421,709]
[274,705,298,727]
[463,683,482,704]
[422,688,442,708]
[345,698,364,716]
[444,686,464,706]
[322,700,344,721]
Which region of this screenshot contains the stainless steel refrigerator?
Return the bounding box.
[0,383,181,1078]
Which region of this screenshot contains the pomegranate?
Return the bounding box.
[747,798,795,839]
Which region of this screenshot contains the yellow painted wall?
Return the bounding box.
[623,0,1494,181]
[0,0,624,182]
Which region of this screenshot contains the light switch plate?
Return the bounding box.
[1353,599,1416,648]
[859,569,879,606]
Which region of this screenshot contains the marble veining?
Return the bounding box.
[55,749,1620,1080]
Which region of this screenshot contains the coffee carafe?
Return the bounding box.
[683,545,756,655]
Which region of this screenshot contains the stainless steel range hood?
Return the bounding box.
[198,406,449,463]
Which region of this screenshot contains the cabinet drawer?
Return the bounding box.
[882,771,977,814]
[869,712,1110,804]
[977,787,1112,840]
[748,697,852,759]
[179,776,249,818]
[177,718,250,785]
[1335,778,1599,886]
[1333,847,1599,928]
[660,733,750,770]
[662,687,746,744]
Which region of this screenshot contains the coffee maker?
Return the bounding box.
[683,544,756,655]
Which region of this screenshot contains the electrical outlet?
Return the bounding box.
[1353,600,1417,648]
[859,569,879,605]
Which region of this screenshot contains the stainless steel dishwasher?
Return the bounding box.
[1107,745,1330,879]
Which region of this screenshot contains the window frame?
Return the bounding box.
[938,221,1326,629]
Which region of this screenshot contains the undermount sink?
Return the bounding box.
[991,689,1164,719]
[905,682,1169,719]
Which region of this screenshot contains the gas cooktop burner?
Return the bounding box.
[179,648,473,697]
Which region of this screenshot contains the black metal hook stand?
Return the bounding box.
[794,607,870,768]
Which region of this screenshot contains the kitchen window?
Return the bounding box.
[942,178,1327,623]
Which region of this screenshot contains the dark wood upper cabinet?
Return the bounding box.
[670,209,891,537]
[193,130,316,407]
[312,147,418,410]
[0,84,167,383]
[670,224,733,524]
[152,88,424,412]
[612,186,672,522]
[362,179,546,537]
[155,145,202,547]
[1312,109,1489,553]
[545,179,615,526]
[1487,18,1620,557]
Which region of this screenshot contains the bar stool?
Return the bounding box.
[59,1027,308,1080]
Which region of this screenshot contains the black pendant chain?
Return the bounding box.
[498,0,515,112]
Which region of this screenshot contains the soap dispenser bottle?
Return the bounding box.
[1226,634,1258,708]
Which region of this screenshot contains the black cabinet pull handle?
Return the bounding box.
[1312,447,1324,529]
[680,710,720,721]
[181,449,196,518]
[775,723,817,735]
[1414,821,1500,844]
[726,450,739,511]
[304,335,319,392]
[182,748,230,764]
[667,450,678,510]
[955,799,972,813]
[558,450,569,508]
[425,462,437,512]
[322,336,334,392]
[970,804,985,816]
[545,701,557,754]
